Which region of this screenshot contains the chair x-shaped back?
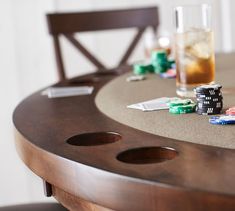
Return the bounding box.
[47,7,159,81]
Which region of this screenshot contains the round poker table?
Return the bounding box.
[13,58,235,211]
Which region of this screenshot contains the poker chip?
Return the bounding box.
[151,50,168,61]
[196,95,223,101]
[169,99,194,107]
[226,110,235,115]
[209,116,222,125]
[226,107,235,115]
[195,90,222,97]
[219,115,235,124]
[196,110,222,115]
[151,50,169,74]
[209,115,235,125]
[133,61,154,75]
[153,63,169,74]
[209,116,225,125]
[195,84,223,115]
[196,106,222,115]
[169,98,195,114]
[195,84,222,93]
[169,103,196,114]
[197,101,223,109]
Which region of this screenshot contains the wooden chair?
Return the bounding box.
[47,7,159,81]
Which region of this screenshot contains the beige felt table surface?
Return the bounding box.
[95,66,235,149]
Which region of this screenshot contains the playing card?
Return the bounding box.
[127,97,180,111]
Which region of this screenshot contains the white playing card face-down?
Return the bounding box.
[41,86,94,98]
[127,97,181,111]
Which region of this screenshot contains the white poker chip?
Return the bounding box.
[219,116,235,121]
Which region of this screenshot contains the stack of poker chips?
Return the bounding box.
[151,50,173,74]
[169,99,196,114]
[195,84,223,115]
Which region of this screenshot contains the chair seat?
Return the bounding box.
[0,203,67,211]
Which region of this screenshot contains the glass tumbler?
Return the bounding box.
[174,4,215,97]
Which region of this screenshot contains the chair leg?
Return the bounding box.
[43,180,52,197]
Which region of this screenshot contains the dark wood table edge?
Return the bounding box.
[14,128,235,211]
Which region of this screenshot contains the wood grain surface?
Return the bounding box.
[13,69,235,211]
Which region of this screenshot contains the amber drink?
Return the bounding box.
[174,4,215,97]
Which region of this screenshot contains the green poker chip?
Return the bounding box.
[169,99,194,107]
[146,64,155,73]
[151,50,170,74]
[151,50,167,61]
[152,62,169,74]
[169,103,196,114]
[133,61,154,75]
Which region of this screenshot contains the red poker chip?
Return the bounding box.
[226,107,235,115]
[226,111,235,115]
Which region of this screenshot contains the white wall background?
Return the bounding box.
[0,0,234,207]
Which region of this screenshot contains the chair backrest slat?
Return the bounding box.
[52,35,66,81]
[119,27,146,65]
[64,34,106,69]
[47,7,159,34]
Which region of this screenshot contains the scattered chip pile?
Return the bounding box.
[195,84,223,115]
[169,99,196,114]
[151,51,171,74]
[133,61,154,75]
[132,50,176,78]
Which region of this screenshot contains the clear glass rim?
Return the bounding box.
[174,3,211,10]
[174,3,212,32]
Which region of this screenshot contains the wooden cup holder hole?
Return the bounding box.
[117,147,178,164]
[66,132,121,146]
